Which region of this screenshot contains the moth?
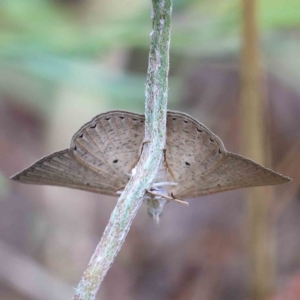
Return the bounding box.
[12,110,291,223]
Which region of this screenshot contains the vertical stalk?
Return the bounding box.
[72,0,172,299]
[240,0,275,299]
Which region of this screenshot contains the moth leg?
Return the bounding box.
[152,182,178,187]
[129,139,150,173]
[146,189,188,206]
[162,148,176,181]
[169,192,189,205]
[163,148,167,166]
[139,139,151,156]
[115,186,126,194]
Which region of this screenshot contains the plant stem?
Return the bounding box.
[72,0,172,299]
[240,0,275,298]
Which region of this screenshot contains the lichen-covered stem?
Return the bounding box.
[72,1,172,299]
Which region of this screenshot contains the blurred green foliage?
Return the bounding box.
[0,0,299,115]
[1,0,299,57]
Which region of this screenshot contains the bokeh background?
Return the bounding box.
[1,0,300,299]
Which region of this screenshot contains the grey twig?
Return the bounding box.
[72,0,172,299]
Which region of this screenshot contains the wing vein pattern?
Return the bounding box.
[12,110,291,199]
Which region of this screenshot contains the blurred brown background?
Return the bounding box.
[0,0,299,299]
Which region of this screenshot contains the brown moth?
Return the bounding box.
[11,110,291,223]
